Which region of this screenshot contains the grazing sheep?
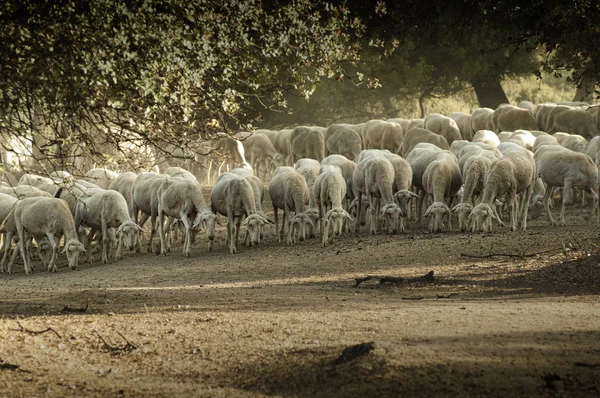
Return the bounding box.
[269,167,313,244]
[363,121,404,154]
[230,167,274,245]
[406,145,447,222]
[536,148,598,226]
[17,173,60,195]
[84,168,119,189]
[490,105,538,133]
[108,172,138,219]
[379,151,417,232]
[422,152,462,232]
[294,158,321,236]
[472,130,500,147]
[452,155,496,232]
[545,105,600,138]
[291,126,325,163]
[561,134,588,153]
[457,143,501,174]
[13,197,85,274]
[585,136,600,166]
[468,151,536,232]
[449,112,473,141]
[131,172,170,253]
[0,201,53,274]
[0,185,53,199]
[211,173,271,254]
[74,189,143,263]
[273,129,294,165]
[325,126,362,161]
[532,134,558,153]
[312,168,352,246]
[155,178,217,255]
[242,134,285,180]
[163,166,199,183]
[424,113,462,145]
[353,156,402,234]
[401,127,449,158]
[470,108,495,136]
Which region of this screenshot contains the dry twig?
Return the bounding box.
[9,322,62,339]
[0,360,31,373]
[354,270,435,287]
[94,330,137,354]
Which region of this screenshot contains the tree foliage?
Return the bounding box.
[0,0,362,172]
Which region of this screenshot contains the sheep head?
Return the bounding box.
[451,202,473,232]
[424,202,451,233]
[117,220,144,251]
[380,203,401,234]
[193,211,218,242]
[62,238,86,270]
[468,203,495,232]
[394,189,419,217]
[287,213,315,244]
[349,196,370,226]
[242,213,272,246]
[304,208,320,238]
[325,207,353,236]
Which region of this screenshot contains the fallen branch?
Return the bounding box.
[354,270,435,287]
[63,297,91,313]
[436,293,459,299]
[9,322,61,339]
[334,342,375,365]
[574,362,600,368]
[460,247,564,259]
[401,297,424,300]
[94,330,137,354]
[0,360,31,373]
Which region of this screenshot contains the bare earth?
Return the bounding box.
[1,191,600,397]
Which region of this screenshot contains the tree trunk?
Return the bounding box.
[472,77,509,109]
[573,71,595,103]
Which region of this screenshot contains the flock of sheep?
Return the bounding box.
[0,101,599,275]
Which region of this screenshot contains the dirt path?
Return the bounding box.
[1,201,600,397]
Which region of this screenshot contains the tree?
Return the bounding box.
[0,0,362,174]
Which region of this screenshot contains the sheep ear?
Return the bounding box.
[424,207,431,217]
[216,216,223,226]
[409,191,419,198]
[467,211,474,220]
[451,204,460,213]
[136,224,144,232]
[343,210,354,222]
[241,218,248,227]
[487,207,496,219]
[349,198,358,209]
[443,204,451,214]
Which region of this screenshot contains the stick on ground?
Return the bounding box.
[354,270,435,287]
[9,322,61,339]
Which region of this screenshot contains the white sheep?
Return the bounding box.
[131,172,170,253]
[242,134,285,180]
[294,158,322,236]
[533,134,558,153]
[536,148,598,226]
[472,130,500,147]
[211,173,271,253]
[154,178,218,256]
[84,168,119,189]
[108,172,138,218]
[491,105,538,133]
[423,113,462,145]
[363,121,404,154]
[451,155,496,232]
[422,152,462,232]
[353,156,402,234]
[468,151,536,232]
[312,167,352,246]
[449,111,473,141]
[325,126,362,161]
[291,127,325,163]
[269,167,313,244]
[74,189,143,263]
[13,197,85,274]
[401,127,449,158]
[470,108,495,136]
[0,185,53,199]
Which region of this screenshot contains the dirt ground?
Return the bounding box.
[1,191,600,397]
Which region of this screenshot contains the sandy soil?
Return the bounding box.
[1,193,600,397]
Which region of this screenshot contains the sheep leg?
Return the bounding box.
[559,181,571,226]
[7,238,20,274]
[180,214,192,257]
[234,216,242,247]
[417,190,426,224]
[227,212,236,254]
[15,219,31,275]
[148,211,158,254]
[44,233,58,272]
[543,184,557,226]
[0,231,12,273]
[101,214,109,264]
[115,227,124,261]
[354,192,363,233]
[520,184,534,231]
[273,207,280,243]
[158,208,168,256]
[368,194,377,235]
